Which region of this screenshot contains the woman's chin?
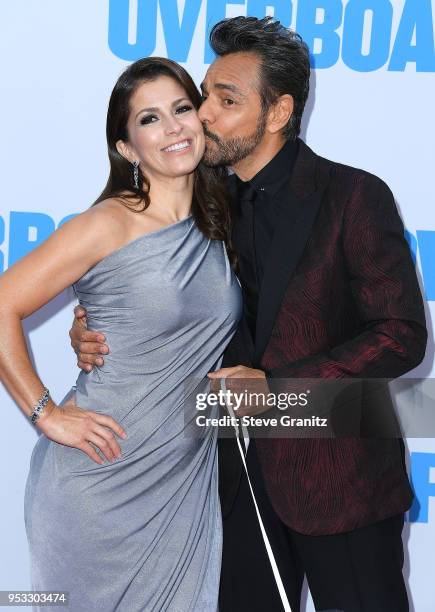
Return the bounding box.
[165,158,202,178]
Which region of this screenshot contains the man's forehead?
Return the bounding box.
[203,52,260,90]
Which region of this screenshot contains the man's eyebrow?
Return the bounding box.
[214,82,244,96]
[200,81,245,97]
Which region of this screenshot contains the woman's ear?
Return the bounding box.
[116,139,135,163]
[267,94,294,135]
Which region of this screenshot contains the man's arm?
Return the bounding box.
[70,305,109,372]
[269,173,427,381]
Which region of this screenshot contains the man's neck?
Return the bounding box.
[230,136,287,182]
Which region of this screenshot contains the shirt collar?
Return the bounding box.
[239,138,299,198]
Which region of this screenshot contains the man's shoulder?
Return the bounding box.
[303,144,397,216]
[306,141,390,193]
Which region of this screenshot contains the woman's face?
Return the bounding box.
[119,76,205,182]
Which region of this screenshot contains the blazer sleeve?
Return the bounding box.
[268,173,427,381]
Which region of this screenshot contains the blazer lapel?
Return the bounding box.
[253,140,328,366]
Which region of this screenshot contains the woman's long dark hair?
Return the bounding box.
[94,57,234,264]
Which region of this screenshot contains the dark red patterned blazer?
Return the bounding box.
[219,139,427,535]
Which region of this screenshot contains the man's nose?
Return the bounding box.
[198,98,214,124]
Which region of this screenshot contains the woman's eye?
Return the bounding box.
[140,114,158,125]
[175,104,193,114]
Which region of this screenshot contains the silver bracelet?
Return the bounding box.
[30,387,50,424]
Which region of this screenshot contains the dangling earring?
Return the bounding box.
[133,160,139,189]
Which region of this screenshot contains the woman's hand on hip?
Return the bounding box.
[36,402,127,465]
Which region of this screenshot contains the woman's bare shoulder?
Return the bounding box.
[68,198,132,243]
[87,197,130,222]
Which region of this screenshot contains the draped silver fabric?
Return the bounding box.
[24,216,242,611]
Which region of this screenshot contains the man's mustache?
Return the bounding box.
[203,127,221,145]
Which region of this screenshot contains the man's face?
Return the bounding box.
[198,52,267,167]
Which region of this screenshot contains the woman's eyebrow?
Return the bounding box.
[134,98,191,119]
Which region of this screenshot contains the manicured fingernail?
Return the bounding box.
[100,347,108,354]
[122,432,127,439]
[96,358,103,366]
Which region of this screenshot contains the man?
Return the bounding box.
[70,17,426,612]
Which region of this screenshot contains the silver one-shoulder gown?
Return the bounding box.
[24,215,242,611]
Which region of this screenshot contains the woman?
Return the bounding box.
[0,57,242,611]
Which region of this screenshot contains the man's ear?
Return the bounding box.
[267,94,294,135]
[116,139,135,163]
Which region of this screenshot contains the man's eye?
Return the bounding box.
[140,115,158,125]
[175,104,193,114]
[223,99,235,106]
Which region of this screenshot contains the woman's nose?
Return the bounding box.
[165,116,183,135]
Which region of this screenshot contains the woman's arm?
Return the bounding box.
[0,205,127,463]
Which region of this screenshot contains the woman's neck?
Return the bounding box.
[147,173,194,222]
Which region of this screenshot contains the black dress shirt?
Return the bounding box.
[230,139,299,343]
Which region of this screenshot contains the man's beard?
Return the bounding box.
[202,113,267,167]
